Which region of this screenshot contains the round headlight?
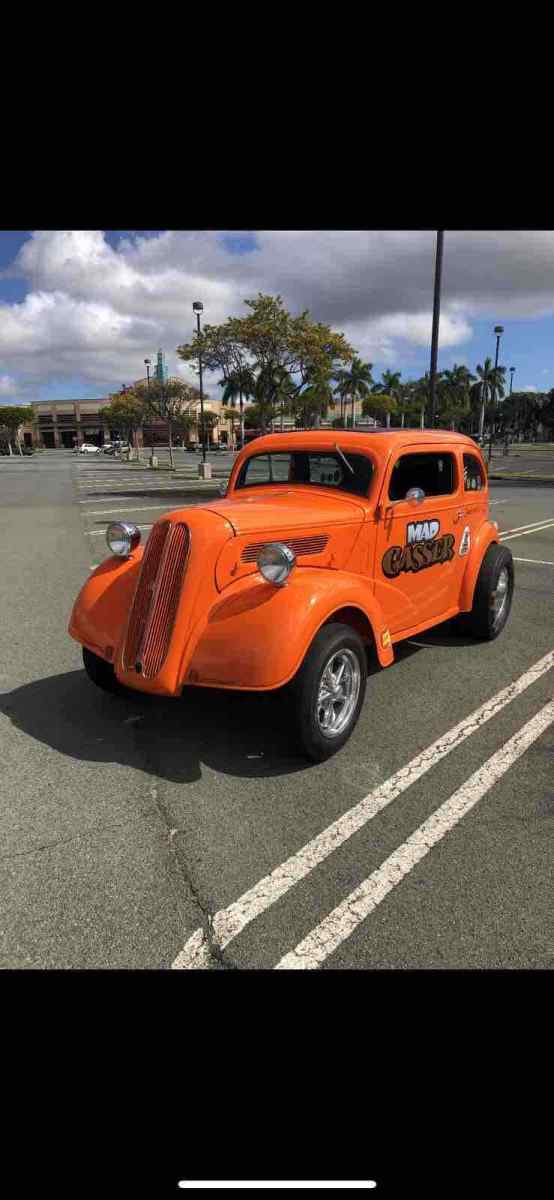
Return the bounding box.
[257,542,296,586]
[106,521,141,557]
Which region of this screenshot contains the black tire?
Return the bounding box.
[291,622,368,762]
[465,543,514,640]
[82,647,125,693]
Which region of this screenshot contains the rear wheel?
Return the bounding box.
[291,623,368,762]
[82,647,125,693]
[465,543,514,640]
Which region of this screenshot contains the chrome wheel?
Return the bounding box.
[492,566,509,628]
[315,648,361,739]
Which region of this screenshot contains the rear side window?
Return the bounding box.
[463,453,486,491]
[389,452,456,501]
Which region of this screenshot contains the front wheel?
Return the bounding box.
[291,623,368,762]
[82,647,125,693]
[465,543,514,640]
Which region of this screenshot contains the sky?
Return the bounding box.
[1,229,553,406]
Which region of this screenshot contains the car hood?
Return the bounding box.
[204,489,366,536]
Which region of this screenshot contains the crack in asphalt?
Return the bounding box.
[0,809,155,863]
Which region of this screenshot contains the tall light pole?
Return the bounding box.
[144,357,153,464]
[509,365,517,441]
[192,301,206,468]
[429,230,444,426]
[487,325,504,464]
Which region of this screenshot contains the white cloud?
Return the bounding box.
[2,229,554,398]
[521,385,538,392]
[0,374,18,397]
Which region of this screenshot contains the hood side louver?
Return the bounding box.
[241,534,329,563]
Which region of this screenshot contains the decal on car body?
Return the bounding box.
[382,518,456,578]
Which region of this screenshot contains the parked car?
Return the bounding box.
[79,443,101,455]
[69,430,513,761]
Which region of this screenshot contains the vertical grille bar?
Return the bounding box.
[122,522,190,678]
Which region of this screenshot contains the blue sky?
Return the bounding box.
[1,229,552,404]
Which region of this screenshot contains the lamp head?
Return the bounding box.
[192,301,204,313]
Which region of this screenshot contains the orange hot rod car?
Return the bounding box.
[68,430,514,761]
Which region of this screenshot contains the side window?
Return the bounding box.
[389,453,456,501]
[463,453,485,491]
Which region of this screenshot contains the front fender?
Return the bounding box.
[68,550,144,660]
[459,521,499,611]
[183,567,393,691]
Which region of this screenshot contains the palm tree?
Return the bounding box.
[219,366,256,446]
[299,367,335,428]
[440,364,475,430]
[372,370,402,427]
[474,358,506,438]
[333,358,373,428]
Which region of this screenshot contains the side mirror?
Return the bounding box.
[406,487,425,503]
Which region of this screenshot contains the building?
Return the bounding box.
[27,399,113,449]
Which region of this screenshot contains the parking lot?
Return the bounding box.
[0,448,552,969]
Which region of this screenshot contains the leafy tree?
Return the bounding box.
[135,379,197,468]
[0,405,35,455]
[179,294,354,437]
[102,393,148,446]
[333,357,373,427]
[361,392,397,426]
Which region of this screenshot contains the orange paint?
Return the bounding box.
[68,430,496,695]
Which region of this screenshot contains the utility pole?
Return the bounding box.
[487,325,504,465]
[429,231,444,426]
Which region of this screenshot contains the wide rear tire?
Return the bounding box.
[465,543,514,640]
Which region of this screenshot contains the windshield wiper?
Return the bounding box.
[334,443,354,474]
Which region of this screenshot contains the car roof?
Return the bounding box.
[241,429,480,455]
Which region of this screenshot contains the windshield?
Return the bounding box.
[236,451,373,498]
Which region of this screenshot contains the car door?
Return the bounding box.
[372,444,466,634]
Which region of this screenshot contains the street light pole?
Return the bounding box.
[192,301,211,479]
[193,301,206,464]
[144,358,153,464]
[487,326,504,465]
[509,365,517,440]
[429,230,444,426]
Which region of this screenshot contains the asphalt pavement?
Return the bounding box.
[0,449,552,969]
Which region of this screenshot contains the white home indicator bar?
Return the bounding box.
[178,1184,377,1190]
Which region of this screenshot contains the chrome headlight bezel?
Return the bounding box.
[257,542,296,586]
[106,521,141,558]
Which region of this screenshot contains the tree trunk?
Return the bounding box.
[401,412,405,428]
[420,406,424,429]
[7,439,13,455]
[386,411,391,429]
[239,390,244,448]
[17,433,23,455]
[168,419,174,469]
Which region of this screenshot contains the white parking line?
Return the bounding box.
[171,650,554,968]
[500,521,554,542]
[276,699,554,969]
[80,505,175,515]
[513,557,554,566]
[499,517,554,536]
